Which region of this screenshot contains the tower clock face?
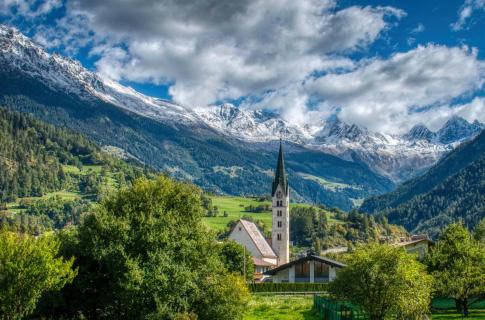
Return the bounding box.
[276,191,282,199]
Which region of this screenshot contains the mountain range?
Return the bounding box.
[361,130,485,237]
[0,24,483,210]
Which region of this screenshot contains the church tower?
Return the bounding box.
[271,140,290,265]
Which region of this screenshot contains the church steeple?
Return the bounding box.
[271,139,290,266]
[272,139,288,197]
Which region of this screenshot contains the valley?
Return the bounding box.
[1,5,485,319]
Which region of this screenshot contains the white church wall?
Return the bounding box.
[228,221,263,259]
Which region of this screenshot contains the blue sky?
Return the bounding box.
[1,0,484,133]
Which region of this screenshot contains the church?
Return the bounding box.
[228,140,346,282]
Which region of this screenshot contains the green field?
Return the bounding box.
[3,164,111,215]
[4,190,81,214]
[244,295,319,320]
[202,196,319,230]
[243,295,485,320]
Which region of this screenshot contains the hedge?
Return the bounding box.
[249,282,329,293]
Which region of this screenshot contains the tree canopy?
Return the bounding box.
[427,223,485,317]
[35,176,248,319]
[0,229,76,320]
[329,243,433,320]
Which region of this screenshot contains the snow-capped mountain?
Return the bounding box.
[1,24,483,183]
[196,104,483,180]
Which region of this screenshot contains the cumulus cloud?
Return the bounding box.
[3,0,485,133]
[33,0,404,107]
[305,45,485,133]
[452,0,485,30]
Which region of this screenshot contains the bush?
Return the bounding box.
[249,282,328,293]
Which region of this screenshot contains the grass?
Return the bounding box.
[432,311,485,319]
[243,294,485,320]
[202,196,319,231]
[62,164,103,175]
[3,190,81,214]
[244,294,319,320]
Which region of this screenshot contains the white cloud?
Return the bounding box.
[305,45,485,133]
[0,0,61,18]
[452,0,485,30]
[34,0,404,107]
[4,1,485,133]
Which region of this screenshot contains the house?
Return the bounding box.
[393,235,434,260]
[264,254,346,283]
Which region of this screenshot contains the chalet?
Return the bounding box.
[393,235,434,260]
[264,254,346,283]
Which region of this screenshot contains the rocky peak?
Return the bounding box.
[437,116,483,144]
[404,123,435,142]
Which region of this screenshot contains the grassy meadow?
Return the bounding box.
[243,295,485,320]
[202,196,339,231]
[243,295,319,320]
[2,164,111,215]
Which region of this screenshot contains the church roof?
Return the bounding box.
[272,140,288,196]
[239,219,277,258]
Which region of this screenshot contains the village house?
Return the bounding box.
[263,254,346,283]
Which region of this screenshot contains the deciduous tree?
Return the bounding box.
[329,243,433,320]
[0,229,76,320]
[37,176,248,319]
[427,223,485,317]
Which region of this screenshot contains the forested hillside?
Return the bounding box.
[381,156,484,237]
[0,107,154,232]
[360,130,485,237]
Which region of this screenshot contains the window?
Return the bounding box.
[315,261,330,278]
[277,221,282,228]
[277,210,282,217]
[277,233,282,241]
[295,261,310,278]
[238,227,242,231]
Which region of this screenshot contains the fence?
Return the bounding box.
[431,297,485,310]
[313,296,369,320]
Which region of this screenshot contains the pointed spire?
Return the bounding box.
[272,139,288,196]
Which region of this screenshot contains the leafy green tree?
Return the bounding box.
[37,176,248,319]
[0,229,76,320]
[219,240,254,281]
[329,244,433,320]
[427,223,485,317]
[474,218,485,244]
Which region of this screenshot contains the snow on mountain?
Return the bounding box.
[0,25,200,127]
[1,24,483,182]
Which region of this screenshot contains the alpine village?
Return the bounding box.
[0,2,485,320]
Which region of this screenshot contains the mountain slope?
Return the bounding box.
[360,130,485,214]
[360,130,485,237]
[0,26,394,210]
[382,155,484,237]
[0,107,151,203]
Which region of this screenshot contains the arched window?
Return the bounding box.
[277,221,282,228]
[277,233,282,241]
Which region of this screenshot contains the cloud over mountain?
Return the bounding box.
[1,0,484,134]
